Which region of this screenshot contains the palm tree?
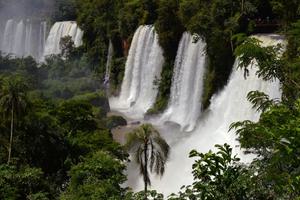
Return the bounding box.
[125,123,170,199]
[0,76,28,164]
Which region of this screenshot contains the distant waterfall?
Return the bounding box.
[0,20,83,61]
[0,19,47,60]
[127,34,284,195]
[104,40,114,87]
[161,33,206,132]
[110,25,164,118]
[43,21,83,57]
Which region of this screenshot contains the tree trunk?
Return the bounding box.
[7,104,14,164]
[144,142,148,200]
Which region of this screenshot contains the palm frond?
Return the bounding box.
[247,91,279,112]
[149,140,155,173]
[153,136,170,159]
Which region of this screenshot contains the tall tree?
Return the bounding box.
[0,76,28,164]
[125,124,169,199]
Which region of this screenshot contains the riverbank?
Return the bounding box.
[107,111,141,145]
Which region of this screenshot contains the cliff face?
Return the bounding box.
[122,39,130,57]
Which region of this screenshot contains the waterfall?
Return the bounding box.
[104,40,114,87]
[0,19,47,60]
[109,25,164,118]
[0,21,4,46]
[0,20,83,60]
[38,21,47,59]
[1,19,15,54]
[43,21,83,57]
[161,33,206,132]
[12,20,25,56]
[126,34,284,195]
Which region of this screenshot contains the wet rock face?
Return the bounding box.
[122,39,130,57]
[130,121,140,125]
[97,95,111,114]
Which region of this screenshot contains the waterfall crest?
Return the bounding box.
[43,21,83,57]
[0,19,47,60]
[110,25,164,118]
[161,33,206,132]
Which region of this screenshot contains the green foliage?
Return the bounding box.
[56,99,97,133]
[201,69,215,109]
[230,99,300,199]
[18,100,67,175]
[0,75,29,164]
[178,0,261,108]
[148,0,185,113]
[39,54,103,100]
[169,144,250,200]
[235,37,284,81]
[155,0,184,61]
[287,20,300,57]
[109,57,126,95]
[59,36,83,60]
[149,61,174,114]
[0,165,49,200]
[106,115,127,129]
[118,0,143,39]
[76,0,122,68]
[3,1,300,199]
[125,190,164,200]
[234,34,300,102]
[76,0,159,85]
[228,24,300,198]
[60,151,126,200]
[53,0,77,21]
[72,91,108,108]
[118,0,158,39]
[66,129,127,161]
[246,90,280,112]
[0,75,29,117]
[0,53,127,199]
[270,0,300,28]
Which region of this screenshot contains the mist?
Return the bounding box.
[0,0,54,20]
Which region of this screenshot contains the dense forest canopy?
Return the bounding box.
[74,0,300,111]
[0,0,299,199]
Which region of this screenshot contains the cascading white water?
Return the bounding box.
[161,33,206,132]
[0,19,47,60]
[12,20,25,56]
[1,19,15,54]
[109,25,164,118]
[39,21,47,59]
[104,40,114,86]
[0,21,4,44]
[126,34,284,195]
[43,21,83,57]
[0,20,83,61]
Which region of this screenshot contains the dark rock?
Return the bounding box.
[106,115,127,129]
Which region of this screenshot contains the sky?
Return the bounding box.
[0,0,54,19]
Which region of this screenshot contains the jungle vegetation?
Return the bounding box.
[0,0,299,199]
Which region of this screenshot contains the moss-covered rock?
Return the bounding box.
[106,115,127,129]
